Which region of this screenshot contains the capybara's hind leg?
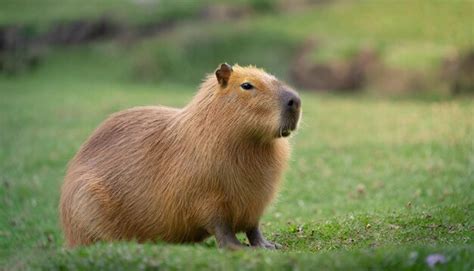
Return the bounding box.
[61,176,108,248]
[211,222,245,250]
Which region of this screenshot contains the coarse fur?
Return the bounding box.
[60,64,301,248]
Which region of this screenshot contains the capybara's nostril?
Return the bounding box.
[286,94,301,111]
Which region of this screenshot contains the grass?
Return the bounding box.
[0,0,206,27]
[0,47,473,270]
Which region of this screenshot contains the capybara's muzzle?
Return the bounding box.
[279,89,301,137]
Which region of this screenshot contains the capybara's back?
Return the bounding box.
[60,64,301,249]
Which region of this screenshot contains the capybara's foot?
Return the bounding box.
[213,223,245,250]
[246,227,281,250]
[255,240,281,250]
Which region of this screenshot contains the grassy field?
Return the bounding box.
[0,48,473,270]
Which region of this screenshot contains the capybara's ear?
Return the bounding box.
[215,63,233,87]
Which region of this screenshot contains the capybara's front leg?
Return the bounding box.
[246,226,281,249]
[211,223,244,250]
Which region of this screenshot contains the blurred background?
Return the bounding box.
[1,0,473,96]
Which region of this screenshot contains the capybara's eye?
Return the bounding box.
[240,83,254,90]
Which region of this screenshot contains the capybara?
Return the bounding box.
[60,63,301,249]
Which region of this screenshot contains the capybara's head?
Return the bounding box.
[212,63,301,140]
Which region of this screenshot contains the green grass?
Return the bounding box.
[0,47,473,270]
[0,0,206,27]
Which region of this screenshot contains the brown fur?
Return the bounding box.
[60,64,301,248]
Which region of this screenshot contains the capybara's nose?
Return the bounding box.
[287,95,301,111]
[282,90,301,112]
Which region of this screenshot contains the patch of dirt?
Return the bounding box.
[290,39,380,91]
[368,67,429,95]
[441,50,474,95]
[290,38,435,94]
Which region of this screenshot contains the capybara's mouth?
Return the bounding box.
[281,129,291,137]
[278,116,299,138]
